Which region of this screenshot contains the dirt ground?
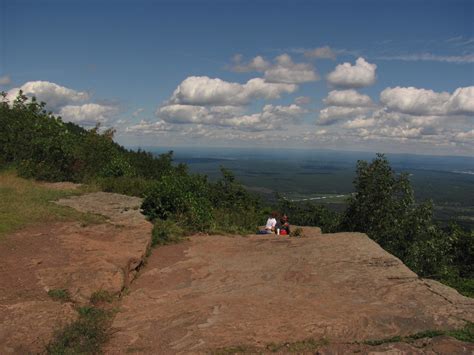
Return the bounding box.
[106,230,474,354]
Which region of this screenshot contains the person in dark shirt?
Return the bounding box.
[279,214,290,235]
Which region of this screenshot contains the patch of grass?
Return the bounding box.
[448,322,474,342]
[90,290,115,305]
[213,338,329,354]
[440,277,474,298]
[363,323,474,346]
[47,289,71,303]
[212,345,259,354]
[265,338,329,352]
[46,306,112,354]
[0,170,104,238]
[151,219,185,247]
[290,227,303,238]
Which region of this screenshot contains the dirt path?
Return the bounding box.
[106,229,474,354]
[0,192,152,353]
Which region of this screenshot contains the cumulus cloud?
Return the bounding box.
[454,129,474,142]
[0,75,11,86]
[380,86,474,116]
[304,46,337,60]
[230,53,319,84]
[7,81,89,111]
[126,120,173,134]
[59,103,118,126]
[318,106,372,125]
[231,55,271,72]
[264,54,319,84]
[323,89,374,107]
[327,57,377,88]
[446,86,474,114]
[156,103,306,131]
[343,117,377,128]
[168,76,297,106]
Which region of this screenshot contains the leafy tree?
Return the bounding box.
[341,153,417,254]
[141,173,213,231]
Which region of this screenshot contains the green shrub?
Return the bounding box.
[46,306,111,354]
[93,176,155,197]
[142,173,213,231]
[151,219,185,246]
[90,290,114,305]
[47,289,71,302]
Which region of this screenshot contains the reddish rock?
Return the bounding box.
[0,192,152,353]
[105,232,474,353]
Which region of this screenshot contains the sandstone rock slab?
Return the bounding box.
[106,231,474,353]
[0,192,152,353]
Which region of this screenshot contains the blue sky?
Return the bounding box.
[1,0,473,155]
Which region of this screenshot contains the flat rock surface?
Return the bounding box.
[106,231,474,354]
[0,192,152,354]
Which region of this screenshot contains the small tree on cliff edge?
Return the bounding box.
[342,153,418,255]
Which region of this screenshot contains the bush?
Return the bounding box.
[276,197,341,233]
[151,219,185,246]
[93,176,155,197]
[142,173,213,231]
[0,91,179,183]
[46,306,111,354]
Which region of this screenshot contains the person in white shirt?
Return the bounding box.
[265,211,278,233]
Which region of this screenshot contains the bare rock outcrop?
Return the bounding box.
[0,192,152,353]
[105,231,474,354]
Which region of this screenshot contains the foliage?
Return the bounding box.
[290,227,303,238]
[47,289,71,303]
[364,322,474,345]
[0,91,178,183]
[341,154,474,291]
[341,153,415,252]
[151,219,185,246]
[90,290,114,305]
[142,168,263,234]
[46,306,111,354]
[142,173,213,231]
[93,176,155,197]
[276,197,341,233]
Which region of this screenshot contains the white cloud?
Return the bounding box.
[231,55,271,72]
[264,54,319,84]
[343,117,377,128]
[454,129,474,142]
[126,120,173,134]
[7,81,89,111]
[229,53,319,84]
[156,103,306,131]
[324,89,374,107]
[376,53,474,64]
[59,103,118,126]
[380,87,450,115]
[380,86,474,116]
[0,75,11,86]
[318,106,372,125]
[327,57,377,88]
[446,86,474,114]
[304,46,337,59]
[169,76,297,106]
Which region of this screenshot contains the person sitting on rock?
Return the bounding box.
[264,211,278,233]
[279,214,290,235]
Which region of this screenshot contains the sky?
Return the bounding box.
[1,0,473,156]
